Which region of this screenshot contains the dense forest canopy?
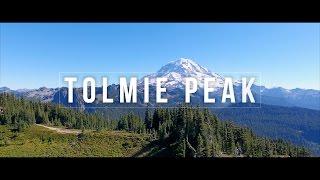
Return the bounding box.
[0,93,312,157]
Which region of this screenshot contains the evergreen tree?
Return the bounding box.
[196,135,205,157]
[176,138,186,157]
[152,108,160,130]
[144,105,152,130]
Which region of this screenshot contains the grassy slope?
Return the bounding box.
[0,125,148,157]
[0,125,300,157]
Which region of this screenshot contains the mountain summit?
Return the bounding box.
[141,58,224,89]
[0,58,319,110]
[157,58,212,76]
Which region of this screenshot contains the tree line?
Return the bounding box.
[0,93,117,131]
[134,105,311,157]
[0,93,311,157]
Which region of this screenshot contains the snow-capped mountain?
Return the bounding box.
[1,58,318,156]
[139,58,225,90]
[1,58,319,110]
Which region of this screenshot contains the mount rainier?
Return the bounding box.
[1,58,319,110]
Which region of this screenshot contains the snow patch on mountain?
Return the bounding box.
[139,58,226,89]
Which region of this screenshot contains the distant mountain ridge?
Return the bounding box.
[1,58,319,110]
[1,58,319,155]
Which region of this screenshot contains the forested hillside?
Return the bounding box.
[213,104,320,155]
[0,93,117,131]
[0,93,311,157]
[94,103,320,155]
[132,105,311,157]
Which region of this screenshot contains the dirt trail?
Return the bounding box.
[36,124,81,134]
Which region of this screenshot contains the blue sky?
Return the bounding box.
[0,23,319,90]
